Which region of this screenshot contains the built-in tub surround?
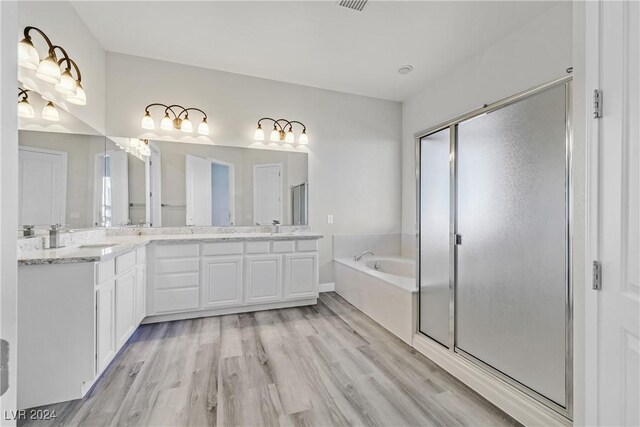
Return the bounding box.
[334,256,416,344]
[333,233,415,344]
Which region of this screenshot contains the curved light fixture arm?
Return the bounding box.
[57,56,82,82]
[24,26,55,57]
[18,88,30,101]
[287,120,307,132]
[179,107,208,120]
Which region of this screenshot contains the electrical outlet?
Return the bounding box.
[327,214,334,224]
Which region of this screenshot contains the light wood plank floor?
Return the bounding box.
[21,292,519,427]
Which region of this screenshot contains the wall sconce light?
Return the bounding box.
[17,88,35,119]
[141,103,210,135]
[18,26,87,105]
[18,87,59,122]
[254,118,308,144]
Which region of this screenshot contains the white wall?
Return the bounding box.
[401,3,573,242]
[0,2,19,423]
[106,53,402,282]
[17,1,106,134]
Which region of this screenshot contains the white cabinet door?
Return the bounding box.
[115,270,136,348]
[135,264,146,324]
[245,254,282,304]
[202,256,243,308]
[96,281,116,374]
[284,253,319,300]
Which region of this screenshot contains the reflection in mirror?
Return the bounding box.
[108,139,308,227]
[18,130,105,231]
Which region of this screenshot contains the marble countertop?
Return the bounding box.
[18,232,323,265]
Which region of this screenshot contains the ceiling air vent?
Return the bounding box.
[337,0,368,12]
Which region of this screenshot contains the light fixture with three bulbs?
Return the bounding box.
[141,103,210,136]
[254,118,308,145]
[18,87,59,122]
[18,26,87,106]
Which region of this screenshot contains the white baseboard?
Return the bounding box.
[412,334,572,427]
[319,282,335,292]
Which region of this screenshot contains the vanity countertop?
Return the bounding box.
[18,232,323,265]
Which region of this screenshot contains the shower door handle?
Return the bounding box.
[454,234,462,245]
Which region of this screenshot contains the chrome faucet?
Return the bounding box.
[272,220,281,234]
[22,225,35,237]
[354,251,374,261]
[48,224,65,249]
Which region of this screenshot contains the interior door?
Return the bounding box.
[456,84,569,409]
[587,1,640,425]
[18,147,66,226]
[253,163,282,225]
[185,154,212,226]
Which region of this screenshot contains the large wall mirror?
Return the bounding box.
[107,138,309,227]
[18,129,309,230]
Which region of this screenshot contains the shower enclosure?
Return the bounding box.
[416,76,572,417]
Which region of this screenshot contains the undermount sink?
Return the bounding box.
[78,243,117,249]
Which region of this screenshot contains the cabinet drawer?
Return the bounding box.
[155,258,199,274]
[203,242,243,256]
[154,288,200,313]
[136,246,146,263]
[155,244,199,258]
[296,240,318,252]
[116,251,136,275]
[155,272,199,290]
[96,259,115,284]
[245,241,270,254]
[272,240,295,253]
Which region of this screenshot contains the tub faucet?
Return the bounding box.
[354,251,374,261]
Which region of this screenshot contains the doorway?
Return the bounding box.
[18,146,67,227]
[253,163,283,226]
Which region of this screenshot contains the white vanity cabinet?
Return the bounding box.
[202,256,243,308]
[245,254,283,304]
[146,238,320,322]
[95,247,146,376]
[95,280,116,375]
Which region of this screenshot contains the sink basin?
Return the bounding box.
[79,243,117,249]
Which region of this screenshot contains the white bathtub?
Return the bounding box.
[334,256,417,344]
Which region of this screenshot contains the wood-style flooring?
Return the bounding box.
[21,292,519,427]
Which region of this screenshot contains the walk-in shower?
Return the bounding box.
[416,76,572,417]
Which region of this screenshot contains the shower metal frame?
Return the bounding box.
[414,74,573,419]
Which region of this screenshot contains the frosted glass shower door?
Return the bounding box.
[419,128,451,347]
[455,84,568,407]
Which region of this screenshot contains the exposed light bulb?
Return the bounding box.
[197,118,210,135]
[55,69,77,95]
[181,116,193,133]
[67,81,86,105]
[270,126,280,142]
[298,130,309,145]
[35,55,62,84]
[160,113,173,131]
[285,128,295,143]
[254,124,265,141]
[18,38,40,70]
[17,99,35,119]
[141,111,155,130]
[42,101,59,121]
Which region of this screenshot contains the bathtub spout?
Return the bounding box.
[354,251,375,261]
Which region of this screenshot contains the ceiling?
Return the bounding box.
[72,1,560,102]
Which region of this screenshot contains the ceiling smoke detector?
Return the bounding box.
[397,65,414,75]
[337,0,368,12]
